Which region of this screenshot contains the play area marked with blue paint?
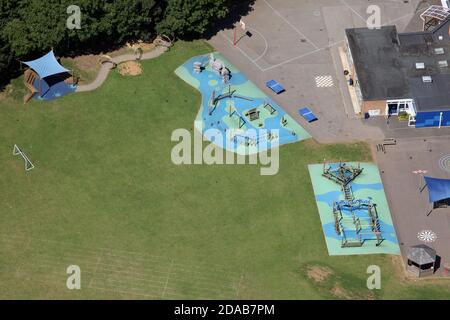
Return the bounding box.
[308,162,400,256]
[175,53,310,154]
[33,76,77,101]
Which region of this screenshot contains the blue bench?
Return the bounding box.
[266,80,285,94]
[299,107,318,122]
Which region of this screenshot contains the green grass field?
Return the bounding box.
[0,41,449,299]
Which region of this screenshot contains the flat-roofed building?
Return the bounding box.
[345,17,450,128]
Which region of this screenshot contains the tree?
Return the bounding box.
[0,0,19,87]
[0,0,250,86]
[1,0,68,57]
[156,0,229,37]
[103,0,161,43]
[0,38,14,87]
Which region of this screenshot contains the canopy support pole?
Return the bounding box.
[419,177,427,193]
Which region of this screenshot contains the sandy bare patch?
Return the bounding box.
[367,291,376,300]
[306,265,333,283]
[127,41,156,53]
[63,54,100,84]
[330,284,352,300]
[68,54,99,71]
[118,61,142,76]
[0,87,10,101]
[1,82,23,101]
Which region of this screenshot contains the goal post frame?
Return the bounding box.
[13,144,35,171]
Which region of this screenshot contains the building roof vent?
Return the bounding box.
[422,76,433,83]
[416,62,425,69]
[438,60,448,68]
[434,47,445,54]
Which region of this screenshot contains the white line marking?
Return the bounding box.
[88,253,103,288]
[14,238,32,279]
[262,48,321,71]
[262,0,319,49]
[340,0,367,23]
[5,235,242,299]
[90,284,160,299]
[386,12,415,26]
[235,274,244,298]
[261,40,346,72]
[250,28,269,62]
[219,1,415,72]
[161,259,174,298]
[315,75,334,88]
[220,33,264,71]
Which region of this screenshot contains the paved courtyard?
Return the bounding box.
[375,137,450,274]
[210,0,431,143]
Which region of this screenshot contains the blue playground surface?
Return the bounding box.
[175,53,310,154]
[308,162,400,256]
[33,75,76,101]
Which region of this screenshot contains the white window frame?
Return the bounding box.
[386,99,416,116]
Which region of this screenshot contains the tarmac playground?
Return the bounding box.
[175,53,310,154]
[209,0,421,143]
[308,162,400,256]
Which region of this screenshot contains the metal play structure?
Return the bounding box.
[208,85,255,117]
[323,161,384,248]
[230,130,278,147]
[420,5,450,31]
[264,102,277,115]
[229,110,246,129]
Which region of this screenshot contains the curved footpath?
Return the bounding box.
[76,45,168,92]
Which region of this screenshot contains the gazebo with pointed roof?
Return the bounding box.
[407,244,437,277]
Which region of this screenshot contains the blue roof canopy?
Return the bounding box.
[23,50,69,79]
[424,176,450,203]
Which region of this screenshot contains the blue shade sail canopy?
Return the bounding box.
[22,50,70,79]
[424,176,450,203]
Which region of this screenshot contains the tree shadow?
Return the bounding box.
[0,62,21,92]
[198,0,256,40]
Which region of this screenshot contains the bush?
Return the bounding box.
[398,111,409,121]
